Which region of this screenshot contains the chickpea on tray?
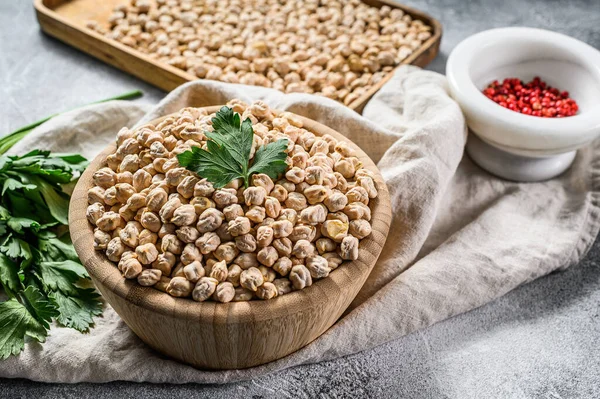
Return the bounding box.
[85,0,434,107]
[87,100,378,303]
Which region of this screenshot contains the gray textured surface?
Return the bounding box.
[1,0,600,397]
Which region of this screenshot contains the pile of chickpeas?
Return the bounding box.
[87,100,378,302]
[86,0,432,106]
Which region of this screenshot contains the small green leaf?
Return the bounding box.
[7,217,41,234]
[178,106,289,188]
[19,286,59,330]
[53,153,88,165]
[0,156,10,172]
[50,289,103,332]
[0,297,48,360]
[248,139,289,180]
[38,260,89,295]
[205,106,253,169]
[0,236,32,268]
[178,142,244,189]
[0,253,20,293]
[2,178,37,195]
[28,176,70,225]
[37,231,80,262]
[0,205,11,219]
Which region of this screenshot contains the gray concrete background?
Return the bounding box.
[1,0,600,397]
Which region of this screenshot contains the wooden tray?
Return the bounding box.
[35,0,442,113]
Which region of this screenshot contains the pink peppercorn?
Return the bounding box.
[482,77,579,118]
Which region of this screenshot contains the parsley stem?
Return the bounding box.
[0,90,143,155]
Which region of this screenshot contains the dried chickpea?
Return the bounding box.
[235,233,256,253]
[349,219,372,239]
[137,269,162,286]
[289,224,317,242]
[180,243,202,265]
[321,219,349,242]
[346,186,369,205]
[96,212,123,231]
[161,234,183,254]
[246,205,266,224]
[93,167,117,189]
[289,264,312,290]
[172,204,197,226]
[292,240,315,259]
[214,282,235,303]
[323,252,344,270]
[306,255,331,279]
[273,238,293,257]
[256,226,274,247]
[273,256,293,276]
[304,185,329,204]
[153,252,176,275]
[273,278,292,296]
[210,260,229,282]
[166,276,193,297]
[228,216,251,237]
[300,204,327,225]
[139,228,158,245]
[264,197,282,218]
[324,191,348,212]
[285,192,307,211]
[106,237,126,262]
[256,282,278,300]
[215,242,239,263]
[136,242,159,265]
[197,208,224,232]
[86,203,105,225]
[271,184,288,202]
[233,287,254,301]
[121,258,143,279]
[223,204,244,221]
[234,253,259,270]
[227,264,243,286]
[195,231,221,254]
[146,188,168,212]
[183,260,205,283]
[340,235,359,260]
[240,267,264,291]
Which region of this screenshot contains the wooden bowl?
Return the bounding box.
[69,106,392,369]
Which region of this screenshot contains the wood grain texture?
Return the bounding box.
[69,106,392,369]
[34,0,442,114]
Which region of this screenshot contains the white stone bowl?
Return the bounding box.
[446,27,600,181]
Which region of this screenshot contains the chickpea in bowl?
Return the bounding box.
[86,100,378,302]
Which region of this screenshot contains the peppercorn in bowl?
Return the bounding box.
[69,101,391,369]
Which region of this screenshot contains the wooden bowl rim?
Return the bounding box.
[69,106,392,324]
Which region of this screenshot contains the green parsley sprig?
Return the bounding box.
[0,150,102,360]
[177,106,288,188]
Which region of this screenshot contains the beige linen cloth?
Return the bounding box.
[1,66,599,383]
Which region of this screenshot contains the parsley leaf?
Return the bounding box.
[0,235,32,269]
[248,139,289,180]
[177,106,288,188]
[38,260,89,296]
[206,106,253,170]
[0,253,20,293]
[0,296,48,360]
[18,286,59,330]
[50,289,103,332]
[37,230,80,262]
[7,217,41,234]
